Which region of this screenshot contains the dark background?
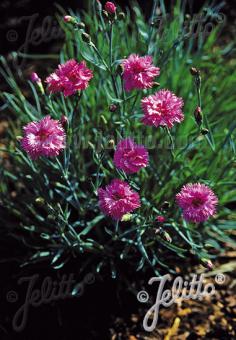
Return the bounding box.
[0,0,234,57]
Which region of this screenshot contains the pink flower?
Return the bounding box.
[141,89,184,128]
[21,116,66,159]
[176,183,218,223]
[122,54,160,92]
[98,179,141,220]
[45,59,93,97]
[113,138,148,174]
[105,1,117,14]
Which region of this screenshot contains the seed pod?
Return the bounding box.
[194,106,202,126]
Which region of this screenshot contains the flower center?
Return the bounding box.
[192,198,203,208]
[112,192,124,201]
[38,130,50,141]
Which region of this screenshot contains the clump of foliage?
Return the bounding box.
[0,0,235,277]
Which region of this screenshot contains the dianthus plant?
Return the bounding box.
[0,0,235,277]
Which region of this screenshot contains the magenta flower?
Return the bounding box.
[98,179,141,220]
[141,89,184,128]
[122,54,160,92]
[176,183,218,223]
[21,116,66,159]
[45,59,93,97]
[105,1,117,14]
[113,138,148,174]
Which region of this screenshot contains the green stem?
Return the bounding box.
[109,23,113,68]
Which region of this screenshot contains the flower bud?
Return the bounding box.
[161,201,170,210]
[108,139,115,149]
[121,213,132,222]
[163,231,172,243]
[105,2,117,14]
[60,115,68,127]
[30,72,44,94]
[109,104,118,112]
[190,67,200,76]
[155,227,172,242]
[35,197,45,206]
[200,258,213,270]
[116,64,124,75]
[194,106,202,126]
[156,215,165,223]
[117,12,125,21]
[153,82,160,88]
[102,10,109,20]
[64,15,77,24]
[81,32,92,44]
[76,22,85,29]
[201,128,209,135]
[31,72,40,83]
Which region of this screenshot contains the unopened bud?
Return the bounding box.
[121,213,132,222]
[156,215,165,223]
[76,22,85,29]
[16,136,23,142]
[64,15,77,24]
[107,139,115,149]
[163,231,172,243]
[60,115,68,127]
[116,64,124,75]
[30,73,44,94]
[201,128,209,135]
[102,10,109,20]
[194,106,202,125]
[81,32,92,44]
[201,258,213,270]
[47,214,56,221]
[117,12,125,21]
[161,201,170,210]
[31,72,40,83]
[105,1,117,15]
[35,197,45,206]
[109,104,118,112]
[190,67,200,76]
[155,227,172,242]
